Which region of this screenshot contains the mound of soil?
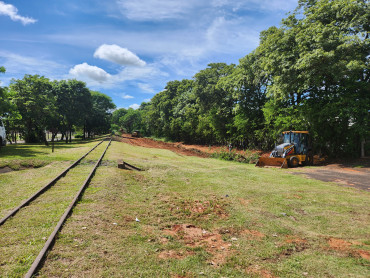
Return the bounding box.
[114,134,261,159]
[114,134,209,158]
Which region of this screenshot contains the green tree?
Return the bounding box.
[0,66,8,116]
[119,108,141,133]
[218,52,267,148]
[193,63,236,144]
[52,80,92,143]
[10,75,54,144]
[111,108,128,132]
[86,91,116,137]
[258,0,369,156]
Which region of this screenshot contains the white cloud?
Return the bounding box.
[0,1,37,25]
[137,83,155,94]
[115,0,297,22]
[210,0,297,12]
[0,51,67,84]
[116,0,198,21]
[129,103,140,109]
[69,63,111,83]
[205,16,260,54]
[121,94,134,99]
[94,44,146,66]
[144,98,151,102]
[112,65,167,83]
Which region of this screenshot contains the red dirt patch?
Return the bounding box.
[241,229,265,240]
[114,133,262,159]
[168,199,229,219]
[158,250,194,260]
[357,250,370,260]
[246,266,276,278]
[285,236,307,245]
[114,134,209,158]
[327,238,369,261]
[161,224,233,266]
[328,238,352,250]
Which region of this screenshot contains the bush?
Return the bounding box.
[211,150,259,164]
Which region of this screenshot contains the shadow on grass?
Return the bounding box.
[0,136,108,158]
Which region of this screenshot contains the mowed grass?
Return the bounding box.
[21,141,369,278]
[0,140,111,277]
[0,136,108,170]
[0,138,107,219]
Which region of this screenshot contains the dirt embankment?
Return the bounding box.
[114,134,210,158]
[114,134,262,159]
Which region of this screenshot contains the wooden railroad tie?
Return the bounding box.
[117,159,142,171]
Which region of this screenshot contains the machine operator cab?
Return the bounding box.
[282,131,309,155]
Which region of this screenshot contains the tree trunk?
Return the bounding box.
[52,133,55,153]
[361,139,365,158]
[83,122,86,140]
[43,131,49,146]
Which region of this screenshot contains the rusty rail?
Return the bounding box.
[0,138,107,226]
[24,138,112,278]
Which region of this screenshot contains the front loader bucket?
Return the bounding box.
[255,157,288,168]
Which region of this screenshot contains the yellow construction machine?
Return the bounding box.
[256,131,313,168]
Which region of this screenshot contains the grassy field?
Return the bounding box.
[0,140,369,277]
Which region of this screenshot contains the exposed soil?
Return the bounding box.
[114,134,262,159]
[0,164,45,174]
[246,266,276,278]
[0,166,13,174]
[326,238,370,261]
[290,159,370,191]
[168,198,229,219]
[160,224,234,266]
[114,134,209,158]
[241,229,265,240]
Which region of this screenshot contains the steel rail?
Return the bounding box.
[0,138,107,226]
[25,138,112,278]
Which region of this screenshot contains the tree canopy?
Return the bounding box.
[113,0,369,157]
[2,74,115,145]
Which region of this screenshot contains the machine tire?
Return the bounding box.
[302,151,313,166]
[289,156,299,168]
[307,152,313,166]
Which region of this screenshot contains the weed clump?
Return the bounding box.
[211,150,259,164]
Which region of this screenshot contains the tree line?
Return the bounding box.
[0,73,115,146]
[112,0,369,157]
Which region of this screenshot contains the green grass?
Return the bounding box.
[0,136,108,170]
[1,141,369,277]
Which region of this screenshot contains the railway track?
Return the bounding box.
[0,137,112,277]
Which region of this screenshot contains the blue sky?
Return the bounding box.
[0,0,298,109]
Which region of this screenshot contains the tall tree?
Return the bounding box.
[86,90,116,137]
[10,75,54,144]
[52,80,92,143]
[258,0,369,156]
[193,63,236,144]
[218,52,267,148]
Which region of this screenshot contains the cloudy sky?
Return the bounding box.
[0,0,298,109]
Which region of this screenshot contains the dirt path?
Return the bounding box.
[290,159,370,191]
